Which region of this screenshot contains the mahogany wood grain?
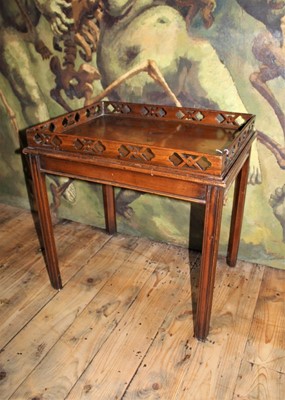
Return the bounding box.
[102,184,117,234]
[29,155,62,290]
[227,153,251,267]
[23,100,256,340]
[195,186,224,339]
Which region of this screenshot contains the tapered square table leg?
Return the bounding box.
[195,186,224,340]
[227,154,251,267]
[102,184,117,234]
[29,155,62,290]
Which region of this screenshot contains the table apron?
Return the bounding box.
[39,155,207,203]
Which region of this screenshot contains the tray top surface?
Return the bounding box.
[64,114,239,155]
[25,101,255,177]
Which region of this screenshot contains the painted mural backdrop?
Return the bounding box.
[0,0,284,269]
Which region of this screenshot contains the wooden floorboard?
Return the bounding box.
[0,203,284,400]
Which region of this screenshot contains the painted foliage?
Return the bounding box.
[0,0,284,268]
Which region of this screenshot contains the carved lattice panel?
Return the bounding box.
[85,104,101,118]
[33,133,52,146]
[215,113,246,126]
[51,135,62,149]
[176,109,205,122]
[62,112,81,128]
[140,106,167,118]
[169,152,211,171]
[33,133,63,150]
[106,102,132,114]
[118,145,155,162]
[73,139,106,154]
